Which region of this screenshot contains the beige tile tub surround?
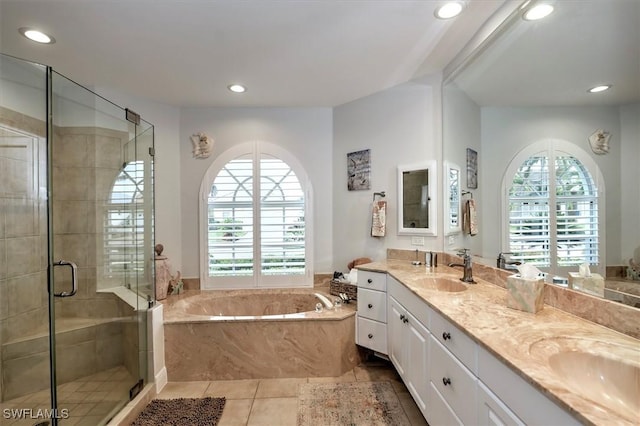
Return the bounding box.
[162,289,362,381]
[358,259,640,425]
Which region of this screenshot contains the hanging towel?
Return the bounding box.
[371,201,387,237]
[463,199,478,236]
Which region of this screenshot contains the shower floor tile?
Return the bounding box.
[0,365,136,426]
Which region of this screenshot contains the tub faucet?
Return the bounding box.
[448,249,476,283]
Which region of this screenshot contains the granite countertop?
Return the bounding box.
[357,260,640,426]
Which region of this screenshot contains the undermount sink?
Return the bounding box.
[415,277,468,292]
[549,351,639,421]
[529,337,640,422]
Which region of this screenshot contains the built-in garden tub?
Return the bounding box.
[161,289,361,381]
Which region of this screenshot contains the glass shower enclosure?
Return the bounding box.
[0,53,154,425]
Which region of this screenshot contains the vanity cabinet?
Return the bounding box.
[428,306,478,426]
[356,271,387,354]
[477,346,580,426]
[388,295,430,412]
[384,272,578,426]
[477,381,524,426]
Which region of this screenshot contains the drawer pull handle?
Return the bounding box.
[442,377,452,386]
[368,333,373,339]
[442,332,451,341]
[368,303,373,309]
[367,278,373,284]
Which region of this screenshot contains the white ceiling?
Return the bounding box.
[452,0,640,107]
[0,0,504,108]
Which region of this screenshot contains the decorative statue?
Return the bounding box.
[190,132,214,159]
[588,129,610,155]
[154,244,182,300]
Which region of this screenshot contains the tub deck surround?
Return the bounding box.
[161,289,362,382]
[356,260,640,426]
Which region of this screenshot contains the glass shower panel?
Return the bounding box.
[50,70,147,424]
[0,54,52,416]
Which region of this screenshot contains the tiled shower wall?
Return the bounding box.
[0,107,140,400]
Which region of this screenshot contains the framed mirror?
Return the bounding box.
[444,162,461,235]
[397,161,436,236]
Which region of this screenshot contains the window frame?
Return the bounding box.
[500,139,606,277]
[199,141,313,289]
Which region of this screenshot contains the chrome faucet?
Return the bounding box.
[497,252,522,270]
[448,249,476,283]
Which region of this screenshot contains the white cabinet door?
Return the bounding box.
[430,335,478,425]
[388,296,407,376]
[405,310,430,413]
[477,381,525,426]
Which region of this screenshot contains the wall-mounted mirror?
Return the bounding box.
[442,0,640,308]
[444,162,461,235]
[397,161,436,236]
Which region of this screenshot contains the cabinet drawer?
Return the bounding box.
[477,346,580,426]
[357,288,387,322]
[357,270,386,292]
[477,381,525,426]
[430,336,477,425]
[428,381,463,426]
[430,309,477,373]
[357,317,387,354]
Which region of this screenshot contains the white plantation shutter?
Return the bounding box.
[506,144,600,275]
[106,161,145,277]
[204,143,309,287]
[260,155,305,276]
[207,156,254,277]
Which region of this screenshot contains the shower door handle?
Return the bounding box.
[53,260,78,297]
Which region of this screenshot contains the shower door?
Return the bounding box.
[0,53,153,426]
[48,70,154,425]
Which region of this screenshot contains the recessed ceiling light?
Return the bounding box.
[522,4,554,21]
[228,84,246,93]
[19,27,55,44]
[588,85,612,93]
[435,2,464,19]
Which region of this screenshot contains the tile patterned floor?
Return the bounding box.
[1,366,135,426]
[1,360,428,426]
[152,358,428,426]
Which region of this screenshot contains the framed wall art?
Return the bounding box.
[347,149,371,191]
[466,148,478,189]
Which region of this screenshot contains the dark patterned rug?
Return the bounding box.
[297,381,411,425]
[132,397,226,425]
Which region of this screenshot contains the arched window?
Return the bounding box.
[199,142,312,288]
[105,161,145,278]
[502,140,604,277]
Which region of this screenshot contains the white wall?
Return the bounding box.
[619,103,640,263]
[442,84,482,256]
[332,81,440,271]
[480,106,624,265]
[179,107,333,278]
[96,87,183,271]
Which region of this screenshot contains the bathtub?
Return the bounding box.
[161,289,361,381]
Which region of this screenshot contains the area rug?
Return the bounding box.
[132,397,226,425]
[297,381,411,426]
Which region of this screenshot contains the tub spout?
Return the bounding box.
[314,293,334,309]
